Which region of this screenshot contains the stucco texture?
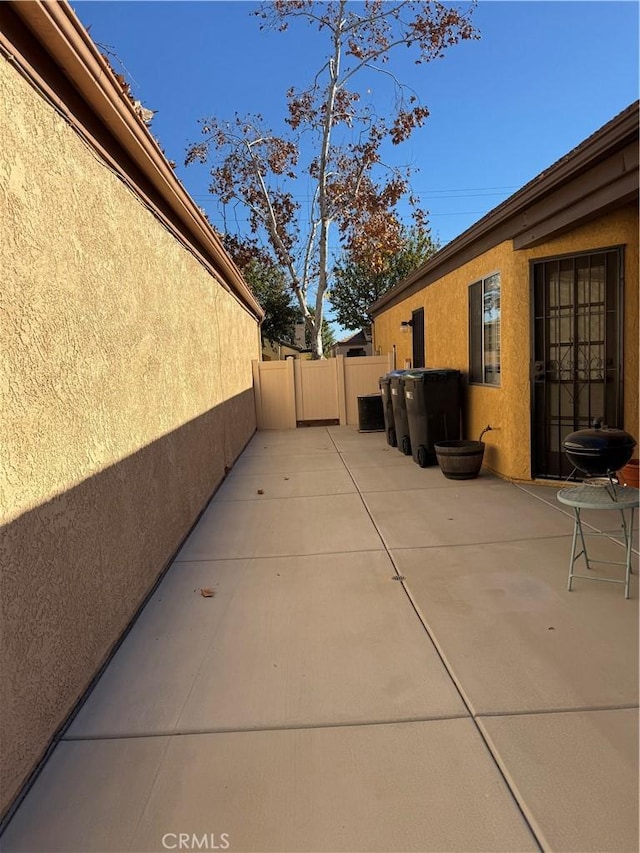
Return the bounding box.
[373,206,639,481]
[0,57,259,814]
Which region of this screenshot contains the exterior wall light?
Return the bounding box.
[400,320,413,327]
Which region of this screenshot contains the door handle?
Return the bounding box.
[532,361,546,381]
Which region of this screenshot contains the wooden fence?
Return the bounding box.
[252,354,393,430]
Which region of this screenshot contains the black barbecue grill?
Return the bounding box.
[562,421,636,479]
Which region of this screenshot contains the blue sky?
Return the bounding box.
[72,0,638,331]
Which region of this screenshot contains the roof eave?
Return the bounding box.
[6,0,264,320]
[371,101,639,316]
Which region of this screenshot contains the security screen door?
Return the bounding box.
[531,248,623,479]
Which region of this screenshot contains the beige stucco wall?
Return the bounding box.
[0,56,260,814]
[373,205,639,480]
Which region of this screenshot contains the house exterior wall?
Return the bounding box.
[262,340,309,360]
[333,342,373,358]
[0,55,260,815]
[373,205,638,481]
[524,204,638,450]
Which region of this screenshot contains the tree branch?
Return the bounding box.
[242,139,308,315]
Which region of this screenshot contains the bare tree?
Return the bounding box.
[186,0,477,358]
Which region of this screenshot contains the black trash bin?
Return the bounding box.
[379,370,408,447]
[404,369,461,467]
[389,371,413,455]
[357,393,385,432]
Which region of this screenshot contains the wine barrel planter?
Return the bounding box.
[435,440,485,480]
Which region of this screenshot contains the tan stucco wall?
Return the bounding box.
[0,56,260,814]
[373,206,639,480]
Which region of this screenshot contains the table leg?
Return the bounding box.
[623,507,635,599]
[567,509,580,591]
[575,507,592,570]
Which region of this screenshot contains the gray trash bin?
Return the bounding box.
[390,371,414,455]
[379,370,409,447]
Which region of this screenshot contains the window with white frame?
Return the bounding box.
[469,272,501,385]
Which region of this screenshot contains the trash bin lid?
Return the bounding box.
[402,368,430,385]
[389,370,412,384]
[404,368,460,385]
[379,372,405,384]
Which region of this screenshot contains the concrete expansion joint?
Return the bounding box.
[61,713,474,742]
[218,490,355,503]
[388,533,577,550]
[477,702,640,719]
[378,548,549,852]
[174,546,386,565]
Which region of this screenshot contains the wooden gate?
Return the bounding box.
[253,354,393,430]
[294,359,340,423]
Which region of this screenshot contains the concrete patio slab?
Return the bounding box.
[338,448,414,468]
[364,481,577,549]
[132,721,538,853]
[479,708,639,853]
[176,493,383,560]
[247,428,336,450]
[243,434,335,455]
[4,425,637,853]
[230,451,345,476]
[214,468,357,501]
[0,737,171,853]
[68,552,465,738]
[66,559,247,738]
[4,720,538,852]
[350,463,502,493]
[326,427,389,451]
[392,537,639,714]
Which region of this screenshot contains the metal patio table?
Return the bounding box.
[557,484,639,599]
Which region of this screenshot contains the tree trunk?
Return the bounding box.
[308,316,324,359]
